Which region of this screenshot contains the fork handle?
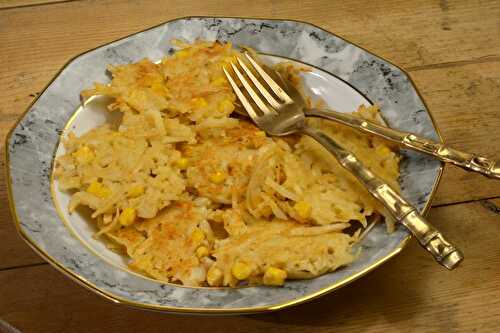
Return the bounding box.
[302,125,464,270]
[307,108,500,179]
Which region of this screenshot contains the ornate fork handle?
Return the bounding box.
[307,109,500,179]
[302,126,464,269]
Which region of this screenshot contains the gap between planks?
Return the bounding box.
[432,195,500,209]
[0,262,47,272]
[406,55,500,72]
[0,0,81,10]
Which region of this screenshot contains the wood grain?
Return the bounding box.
[1,0,499,68]
[410,60,500,205]
[1,199,499,333]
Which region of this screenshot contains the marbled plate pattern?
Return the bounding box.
[6,17,443,313]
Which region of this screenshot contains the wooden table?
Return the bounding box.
[1,0,499,332]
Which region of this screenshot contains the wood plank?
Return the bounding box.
[410,61,500,205]
[1,0,499,69]
[1,199,498,332]
[0,0,76,9]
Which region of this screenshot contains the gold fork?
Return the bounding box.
[306,110,500,179]
[224,53,464,270]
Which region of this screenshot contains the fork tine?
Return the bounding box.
[236,57,281,109]
[230,62,276,116]
[244,53,293,104]
[223,67,259,120]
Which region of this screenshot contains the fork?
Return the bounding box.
[224,53,464,270]
[305,110,500,179]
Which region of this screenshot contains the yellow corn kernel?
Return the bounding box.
[196,246,209,258]
[207,266,223,286]
[217,99,234,114]
[87,182,111,198]
[209,171,226,184]
[294,201,312,220]
[127,185,144,198]
[376,145,391,156]
[191,97,208,109]
[72,145,95,164]
[175,49,191,59]
[119,207,136,226]
[211,76,227,86]
[255,131,266,137]
[263,267,287,286]
[191,228,205,243]
[231,262,252,280]
[150,82,168,96]
[175,158,189,169]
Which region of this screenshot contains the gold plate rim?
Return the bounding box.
[4,15,444,314]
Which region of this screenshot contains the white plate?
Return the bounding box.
[6,17,443,314]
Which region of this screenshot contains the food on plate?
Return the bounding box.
[54,40,400,287]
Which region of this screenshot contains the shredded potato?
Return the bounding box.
[55,40,400,287]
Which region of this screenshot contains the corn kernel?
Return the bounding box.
[191,97,208,109]
[376,145,391,156]
[196,246,209,258]
[175,49,191,59]
[211,76,227,86]
[255,131,266,137]
[294,201,312,219]
[150,82,168,96]
[217,99,234,114]
[209,171,226,184]
[263,267,287,286]
[231,262,252,280]
[87,182,111,198]
[175,158,189,169]
[191,228,205,243]
[119,207,136,226]
[207,266,223,286]
[127,185,144,198]
[72,145,95,164]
